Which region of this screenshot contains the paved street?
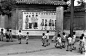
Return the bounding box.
[0,39,85,56]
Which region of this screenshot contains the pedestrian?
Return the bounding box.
[62,32,67,48]
[6,29,10,42]
[52,31,57,42]
[26,32,29,44]
[79,34,85,54]
[18,30,22,44]
[45,31,50,46]
[55,34,62,49]
[66,34,72,51]
[42,33,47,47]
[45,19,47,30]
[9,30,13,42]
[0,29,4,41]
[72,32,76,50]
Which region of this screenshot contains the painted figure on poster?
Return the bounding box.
[28,15,32,29]
[45,19,47,30]
[25,15,29,29]
[34,15,38,29]
[52,20,54,30]
[31,15,35,29]
[49,19,52,30]
[41,19,44,30]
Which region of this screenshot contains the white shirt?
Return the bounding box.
[42,35,46,39]
[18,32,22,36]
[68,37,72,44]
[26,34,29,39]
[72,35,76,42]
[57,37,61,43]
[46,33,49,39]
[29,18,32,23]
[63,35,66,39]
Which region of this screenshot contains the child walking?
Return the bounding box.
[72,32,76,50]
[45,31,50,46]
[9,30,13,42]
[66,34,73,51]
[62,32,66,48]
[0,29,4,41]
[42,33,47,47]
[26,32,29,44]
[55,34,62,49]
[6,29,10,42]
[18,30,22,44]
[79,34,85,54]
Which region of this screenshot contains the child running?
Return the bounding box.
[42,33,47,47]
[66,34,73,51]
[26,32,29,44]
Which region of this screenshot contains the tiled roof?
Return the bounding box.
[64,7,85,12]
[16,0,67,5]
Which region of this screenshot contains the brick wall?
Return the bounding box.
[64,11,85,30]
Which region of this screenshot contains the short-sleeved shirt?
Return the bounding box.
[72,35,76,42]
[42,35,46,39]
[45,33,49,39]
[18,32,22,38]
[57,37,61,43]
[68,37,72,44]
[63,35,66,39]
[26,35,29,39]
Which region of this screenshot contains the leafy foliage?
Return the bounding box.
[0,0,16,16]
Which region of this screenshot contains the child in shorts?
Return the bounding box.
[42,33,47,47]
[72,32,76,50]
[79,34,85,53]
[26,32,29,44]
[45,31,50,46]
[66,34,73,51]
[0,29,4,41]
[9,30,13,42]
[62,32,66,48]
[18,30,22,44]
[55,34,62,49]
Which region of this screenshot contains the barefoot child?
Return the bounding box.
[26,32,29,44]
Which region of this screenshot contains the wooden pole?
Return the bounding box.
[70,0,74,37]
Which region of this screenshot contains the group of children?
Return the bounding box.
[42,31,86,54]
[0,29,12,42]
[42,31,50,47]
[0,29,29,44]
[18,30,29,44]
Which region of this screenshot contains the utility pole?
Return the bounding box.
[70,0,74,37]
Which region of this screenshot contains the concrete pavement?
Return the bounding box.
[0,39,85,56]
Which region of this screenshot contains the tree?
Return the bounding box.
[0,0,16,16]
[0,0,16,29]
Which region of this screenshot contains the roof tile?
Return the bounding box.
[16,0,67,5]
